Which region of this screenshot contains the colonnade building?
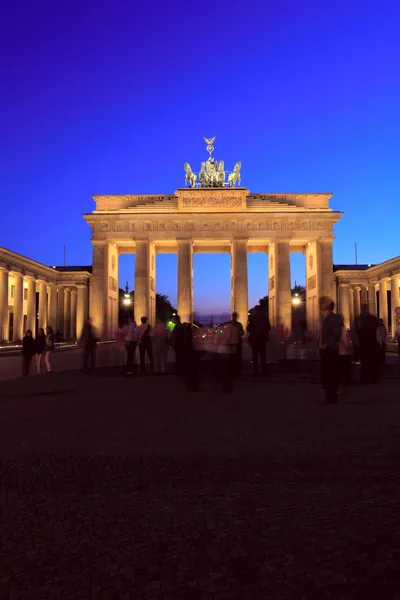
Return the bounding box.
[0,246,91,342]
[334,258,400,335]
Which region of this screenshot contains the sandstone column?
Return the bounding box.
[26,277,37,335]
[391,276,400,336]
[338,283,350,328]
[48,285,58,330]
[70,289,77,339]
[305,240,334,333]
[368,283,377,316]
[353,287,361,317]
[360,286,368,307]
[379,280,388,326]
[269,241,291,331]
[0,268,9,342]
[13,272,24,341]
[57,287,65,333]
[230,239,248,326]
[38,281,48,331]
[64,288,71,339]
[349,288,354,326]
[135,241,150,323]
[90,242,119,338]
[177,240,193,323]
[76,284,89,340]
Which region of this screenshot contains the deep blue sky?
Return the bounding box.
[1,0,399,314]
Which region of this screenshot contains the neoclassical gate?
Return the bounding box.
[83,187,341,339]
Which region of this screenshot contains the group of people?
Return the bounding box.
[117,316,170,375]
[19,303,391,396]
[21,326,55,375]
[318,298,387,404]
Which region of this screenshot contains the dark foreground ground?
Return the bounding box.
[1,367,400,599]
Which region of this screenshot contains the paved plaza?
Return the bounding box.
[1,367,400,599]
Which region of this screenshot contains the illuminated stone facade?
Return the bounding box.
[0,247,90,342]
[335,258,400,334]
[84,188,341,337]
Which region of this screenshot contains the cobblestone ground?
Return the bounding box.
[1,370,400,599]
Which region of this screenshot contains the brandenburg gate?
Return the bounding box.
[84,140,341,338]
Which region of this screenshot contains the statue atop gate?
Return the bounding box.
[184,137,242,188]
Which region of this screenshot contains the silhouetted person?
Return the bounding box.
[123,316,137,375]
[55,329,61,347]
[80,317,97,372]
[228,312,244,372]
[171,315,185,374]
[44,325,55,373]
[22,329,35,376]
[35,328,46,374]
[247,305,271,379]
[319,299,343,404]
[353,304,381,383]
[136,316,153,375]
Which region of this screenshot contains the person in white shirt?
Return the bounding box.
[136,316,154,375]
[123,316,137,375]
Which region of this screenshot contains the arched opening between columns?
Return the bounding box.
[193,254,231,325]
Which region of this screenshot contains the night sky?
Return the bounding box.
[1,0,399,316]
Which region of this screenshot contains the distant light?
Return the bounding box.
[53,266,56,269]
[114,243,117,247]
[173,312,176,316]
[368,264,372,267]
[124,293,130,298]
[123,298,131,306]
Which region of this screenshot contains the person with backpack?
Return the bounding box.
[136,316,153,375]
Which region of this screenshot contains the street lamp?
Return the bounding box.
[292,294,301,307]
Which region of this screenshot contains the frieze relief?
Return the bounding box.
[94,219,333,234]
[182,196,243,208]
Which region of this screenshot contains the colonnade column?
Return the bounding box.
[338,283,350,329]
[48,285,58,330]
[269,240,291,331]
[70,289,77,339]
[177,240,193,323]
[305,240,334,333]
[26,277,37,335]
[13,272,24,341]
[57,287,65,333]
[349,288,354,326]
[0,268,9,342]
[368,283,377,316]
[353,287,361,317]
[76,284,89,340]
[391,276,400,336]
[360,286,368,307]
[379,279,388,326]
[38,280,47,331]
[135,241,152,323]
[230,239,248,326]
[90,241,119,338]
[64,288,71,338]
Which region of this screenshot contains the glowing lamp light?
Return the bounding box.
[292,294,302,307]
[123,298,131,306]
